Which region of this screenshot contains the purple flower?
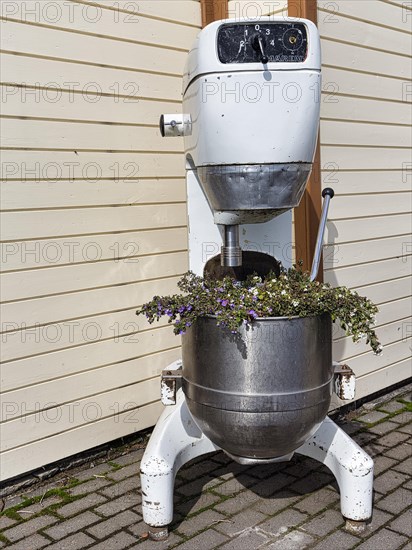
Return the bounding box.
[165,309,173,317]
[178,305,186,313]
[187,305,193,311]
[221,300,229,307]
[248,309,258,319]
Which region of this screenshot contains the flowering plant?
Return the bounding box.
[136,267,382,354]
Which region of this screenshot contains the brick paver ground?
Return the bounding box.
[1,389,411,549]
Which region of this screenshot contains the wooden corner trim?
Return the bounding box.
[288,0,322,279]
[201,0,228,27]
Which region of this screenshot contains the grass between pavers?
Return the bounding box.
[356,401,411,430]
[0,458,131,530]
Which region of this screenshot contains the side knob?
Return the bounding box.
[251,34,269,64]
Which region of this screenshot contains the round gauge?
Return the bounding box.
[282,28,304,51]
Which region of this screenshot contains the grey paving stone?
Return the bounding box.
[390,411,412,424]
[289,471,333,495]
[251,473,296,498]
[252,490,302,516]
[356,528,407,549]
[376,487,412,514]
[373,454,398,476]
[175,528,229,550]
[3,514,57,542]
[397,423,412,435]
[106,462,139,481]
[384,443,412,461]
[211,474,257,497]
[74,463,112,482]
[352,432,378,447]
[16,496,62,518]
[213,508,267,536]
[400,392,412,403]
[378,431,410,448]
[214,489,260,515]
[310,529,360,550]
[358,411,389,424]
[294,487,339,514]
[87,509,140,539]
[57,493,107,518]
[44,532,95,550]
[177,509,227,537]
[98,476,139,498]
[283,458,318,478]
[6,534,50,550]
[179,492,221,516]
[266,530,315,549]
[177,474,226,497]
[69,477,110,496]
[299,508,344,537]
[210,451,232,465]
[212,462,251,480]
[374,469,409,494]
[361,442,387,458]
[362,508,393,534]
[368,421,400,436]
[339,421,363,436]
[403,479,412,490]
[44,511,101,540]
[219,529,269,549]
[1,495,24,510]
[113,448,144,466]
[178,459,221,481]
[258,509,307,537]
[248,463,289,480]
[379,401,406,414]
[95,492,140,517]
[393,456,412,475]
[387,509,412,537]
[88,531,137,550]
[0,515,17,530]
[134,531,182,548]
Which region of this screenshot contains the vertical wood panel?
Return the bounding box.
[289,0,323,279]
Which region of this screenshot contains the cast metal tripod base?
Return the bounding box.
[140,389,373,540]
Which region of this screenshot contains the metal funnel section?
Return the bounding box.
[197,163,312,267]
[197,163,312,225]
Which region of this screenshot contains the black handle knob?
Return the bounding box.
[322,187,335,199]
[159,115,165,137]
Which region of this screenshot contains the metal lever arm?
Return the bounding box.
[310,188,334,281]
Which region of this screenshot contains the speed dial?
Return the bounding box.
[218,22,308,64]
[282,28,304,51]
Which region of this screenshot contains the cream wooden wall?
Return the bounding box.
[0,0,201,481]
[317,0,412,402]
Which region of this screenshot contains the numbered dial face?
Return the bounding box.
[217,23,308,64]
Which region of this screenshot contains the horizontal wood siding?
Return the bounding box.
[318,0,412,405]
[0,0,202,480]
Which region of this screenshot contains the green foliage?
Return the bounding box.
[136,267,382,354]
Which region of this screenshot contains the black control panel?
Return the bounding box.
[217,22,308,64]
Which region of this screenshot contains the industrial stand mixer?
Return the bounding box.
[141,17,374,541]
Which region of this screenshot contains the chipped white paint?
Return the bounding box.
[141,387,373,534]
[140,388,219,530]
[297,416,374,523]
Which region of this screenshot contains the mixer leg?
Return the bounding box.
[296,416,373,527]
[140,388,219,539]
